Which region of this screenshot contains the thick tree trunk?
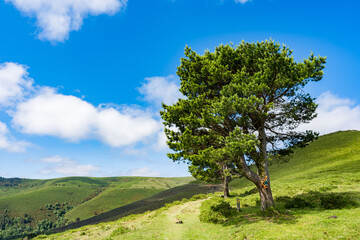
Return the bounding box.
[256,125,275,210]
[234,141,275,210]
[257,181,275,211]
[223,176,230,198]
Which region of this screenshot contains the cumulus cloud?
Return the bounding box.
[5,0,127,42]
[0,62,33,106]
[0,121,29,152]
[138,75,183,106]
[39,155,100,176]
[12,87,160,146]
[299,92,360,134]
[128,167,159,177]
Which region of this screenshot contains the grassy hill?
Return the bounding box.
[34,130,360,239]
[0,176,193,222]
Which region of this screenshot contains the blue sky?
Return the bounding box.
[0,0,359,179]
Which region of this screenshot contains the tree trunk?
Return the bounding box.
[256,124,275,210]
[257,182,274,211]
[223,176,230,198]
[235,155,275,211]
[256,160,275,211]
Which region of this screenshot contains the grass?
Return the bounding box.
[32,130,360,239]
[0,176,193,222]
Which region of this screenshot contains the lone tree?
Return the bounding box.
[161,40,326,210]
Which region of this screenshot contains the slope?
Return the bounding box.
[36,130,360,239]
[0,176,193,222]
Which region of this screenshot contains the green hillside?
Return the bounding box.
[0,176,193,222]
[65,177,192,222]
[35,130,360,239]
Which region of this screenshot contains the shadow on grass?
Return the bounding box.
[49,183,222,234]
[218,191,360,227]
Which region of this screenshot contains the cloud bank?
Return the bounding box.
[128,167,159,177]
[0,121,29,152]
[299,92,360,134]
[0,61,161,149]
[12,87,160,147]
[40,155,100,176]
[5,0,127,42]
[0,62,33,106]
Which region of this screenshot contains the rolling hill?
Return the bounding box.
[33,130,360,239]
[0,176,194,223]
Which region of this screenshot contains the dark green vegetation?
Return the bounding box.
[0,176,194,239]
[34,130,360,239]
[161,40,326,210]
[199,197,235,223]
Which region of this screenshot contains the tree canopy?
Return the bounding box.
[160,40,326,210]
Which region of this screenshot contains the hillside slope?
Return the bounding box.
[0,176,193,222]
[36,130,360,239]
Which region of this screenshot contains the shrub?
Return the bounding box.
[280,192,358,210]
[199,197,235,223]
[320,193,357,209]
[275,196,292,202]
[190,194,207,201]
[284,196,315,208]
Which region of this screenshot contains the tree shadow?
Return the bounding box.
[219,191,360,227]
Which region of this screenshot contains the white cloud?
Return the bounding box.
[138,75,183,106]
[299,92,360,134]
[41,155,65,163]
[13,87,96,141]
[153,130,168,151]
[96,107,160,147]
[0,62,33,106]
[0,121,29,152]
[12,87,161,146]
[5,0,127,42]
[128,167,159,177]
[40,155,100,176]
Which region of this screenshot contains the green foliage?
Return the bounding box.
[278,191,358,209]
[161,40,326,210]
[199,197,235,223]
[319,193,358,209]
[0,177,23,187]
[0,201,76,239]
[189,193,207,201]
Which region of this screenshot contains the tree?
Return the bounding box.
[161,40,326,211]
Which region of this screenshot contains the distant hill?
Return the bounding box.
[0,176,193,223]
[33,130,360,240]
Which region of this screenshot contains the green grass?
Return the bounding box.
[33,130,360,239]
[0,176,193,222]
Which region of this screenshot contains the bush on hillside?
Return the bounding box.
[284,196,315,208]
[319,193,357,209]
[190,194,207,201]
[199,197,235,223]
[276,191,358,209]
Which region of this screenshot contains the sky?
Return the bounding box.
[0,0,359,179]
